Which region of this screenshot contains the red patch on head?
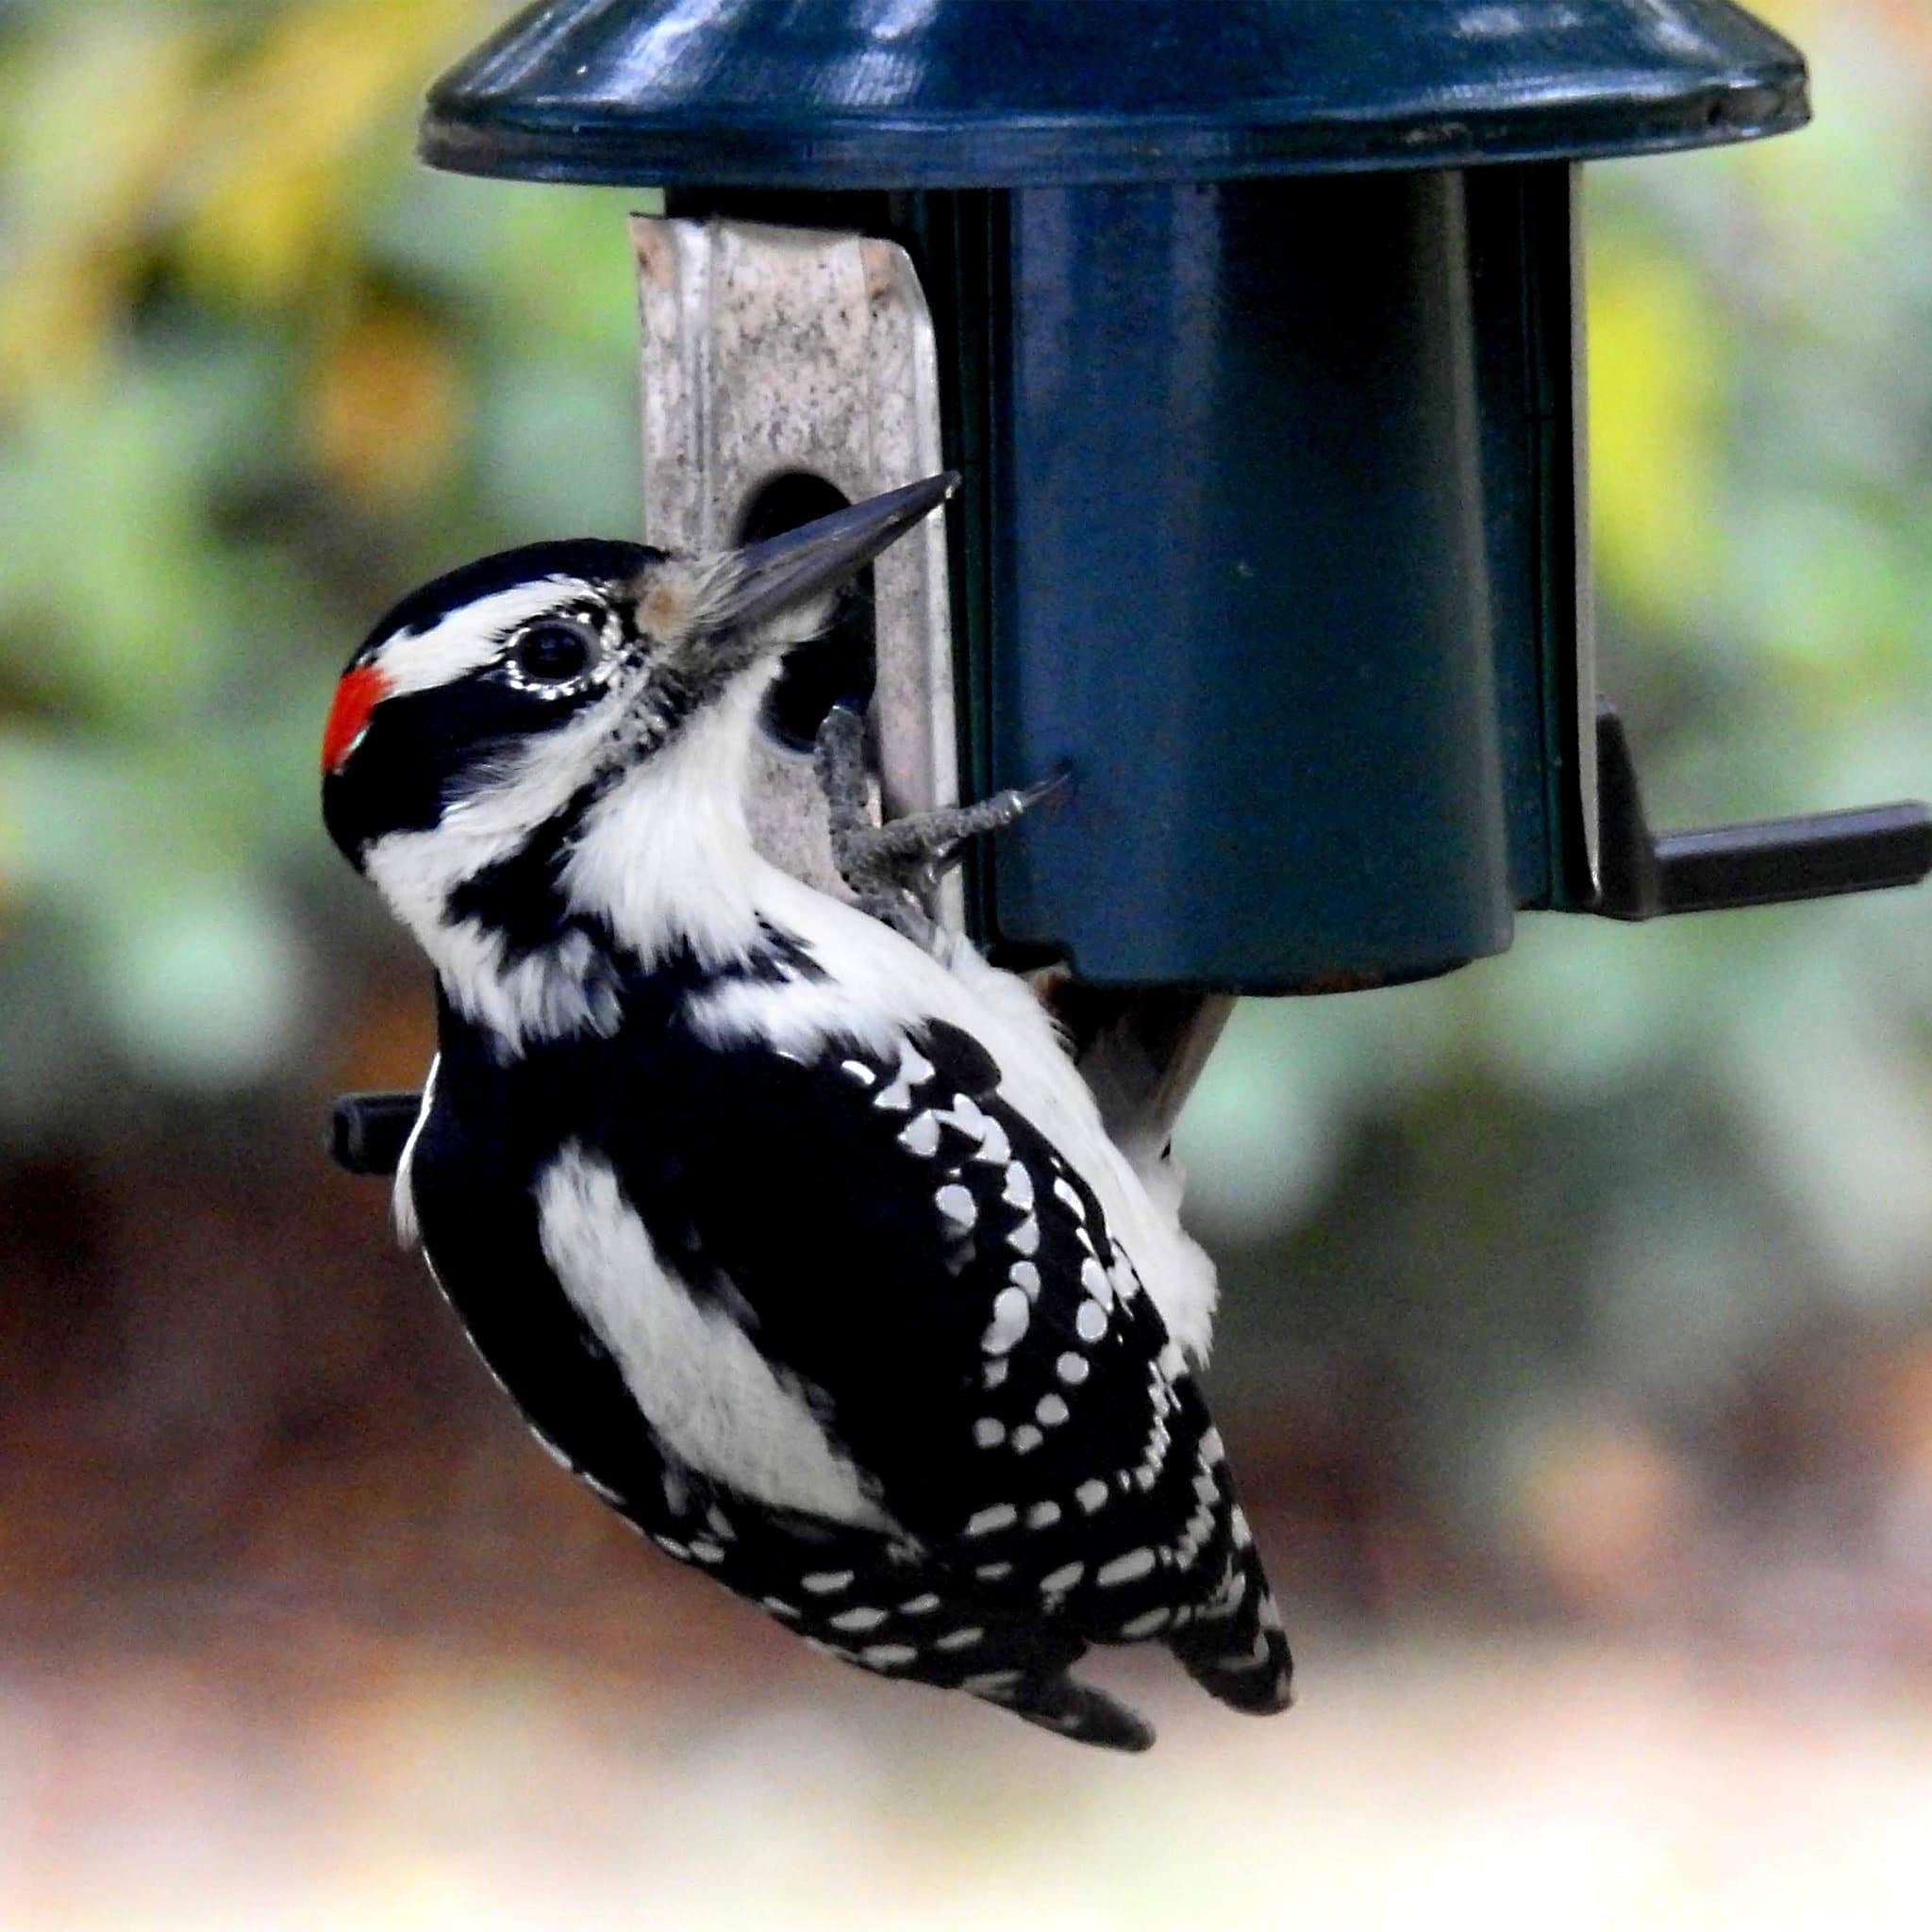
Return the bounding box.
[322,662,391,774]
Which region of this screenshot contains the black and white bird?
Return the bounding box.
[321,475,1292,1750]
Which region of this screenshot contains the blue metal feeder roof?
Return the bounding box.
[420,0,1808,189]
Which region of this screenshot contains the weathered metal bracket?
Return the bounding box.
[633,213,961,924]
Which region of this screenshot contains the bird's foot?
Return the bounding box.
[814,705,1069,949]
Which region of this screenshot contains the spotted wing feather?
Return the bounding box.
[408,992,1290,1740]
[578,1018,1291,1710]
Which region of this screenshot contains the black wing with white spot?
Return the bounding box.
[574,1016,1291,1720]
[409,990,1290,1745]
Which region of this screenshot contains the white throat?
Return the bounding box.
[558,673,772,969]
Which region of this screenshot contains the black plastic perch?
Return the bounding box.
[329,1091,422,1177]
[1592,705,1932,921]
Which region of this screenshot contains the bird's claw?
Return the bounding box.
[814,706,1070,949]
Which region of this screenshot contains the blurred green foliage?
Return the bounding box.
[2,0,1930,1521]
[0,0,649,1108]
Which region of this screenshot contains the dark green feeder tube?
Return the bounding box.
[982,172,1512,988]
[419,0,1881,995]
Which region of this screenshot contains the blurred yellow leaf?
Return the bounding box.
[309,297,466,504]
[0,259,124,401]
[1589,243,1724,627]
[178,0,483,308]
[0,17,208,400]
[1746,0,1820,30]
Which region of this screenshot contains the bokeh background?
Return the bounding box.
[6,2,1932,1925]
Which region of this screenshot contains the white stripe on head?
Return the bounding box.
[366,692,625,916]
[374,580,595,697]
[362,691,634,1051]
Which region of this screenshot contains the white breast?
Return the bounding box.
[535,1141,892,1529]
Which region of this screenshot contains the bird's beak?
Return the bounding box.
[706,473,958,638]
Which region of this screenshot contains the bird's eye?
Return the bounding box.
[508,618,599,687]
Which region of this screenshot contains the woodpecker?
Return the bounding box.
[321,475,1292,1750]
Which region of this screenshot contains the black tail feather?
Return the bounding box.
[974,1672,1157,1752]
[1168,1541,1294,1717]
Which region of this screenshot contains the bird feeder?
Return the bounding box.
[415,0,1931,1003]
[329,0,1932,1178]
